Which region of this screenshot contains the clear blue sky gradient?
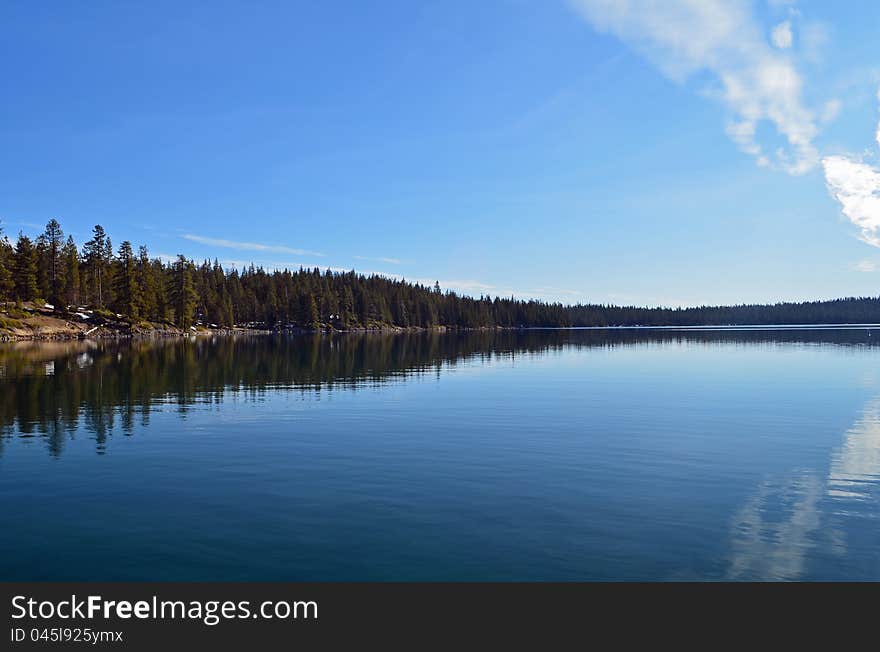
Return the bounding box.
[2,1,880,306]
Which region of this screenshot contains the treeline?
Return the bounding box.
[1,218,880,328]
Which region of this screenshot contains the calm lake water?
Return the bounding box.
[2,329,879,581]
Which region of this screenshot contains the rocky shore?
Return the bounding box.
[0,304,512,341]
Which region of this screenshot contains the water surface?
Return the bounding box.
[1,329,879,580]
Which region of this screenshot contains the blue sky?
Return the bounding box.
[2,1,880,306]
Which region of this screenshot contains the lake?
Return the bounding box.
[1,329,879,581]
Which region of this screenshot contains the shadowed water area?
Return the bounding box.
[1,329,879,580]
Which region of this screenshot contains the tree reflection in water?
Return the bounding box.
[2,328,879,457]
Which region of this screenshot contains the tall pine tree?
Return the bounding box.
[169,255,198,328]
[82,225,108,308]
[43,219,66,307]
[112,241,143,320]
[62,236,80,307]
[0,226,13,304]
[13,233,38,302]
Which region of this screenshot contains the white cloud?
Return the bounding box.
[182,234,324,257]
[569,0,822,174]
[822,87,880,248]
[771,21,793,49]
[854,260,878,273]
[823,156,880,247]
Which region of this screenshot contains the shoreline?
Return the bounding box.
[0,315,506,342]
[4,322,880,342]
[5,302,879,342]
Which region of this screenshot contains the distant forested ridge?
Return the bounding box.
[1,219,879,329]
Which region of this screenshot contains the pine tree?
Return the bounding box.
[112,241,143,320]
[13,233,39,302]
[265,278,279,327]
[82,225,108,308]
[222,294,234,327]
[34,235,50,302]
[136,246,158,321]
[43,219,66,307]
[62,236,80,307]
[0,223,13,304]
[169,255,198,329]
[341,285,356,327]
[307,294,320,329]
[0,246,13,304]
[152,259,170,322]
[103,237,114,308]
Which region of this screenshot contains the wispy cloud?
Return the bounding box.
[569,0,828,174]
[149,250,584,302]
[498,286,586,302]
[820,98,842,124]
[822,88,880,247]
[354,255,404,265]
[182,234,324,257]
[160,237,582,301]
[431,279,497,293]
[366,272,587,302]
[372,272,496,294]
[211,259,348,273]
[771,21,793,50]
[853,260,878,273]
[6,220,45,231]
[799,21,828,63]
[154,252,343,272]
